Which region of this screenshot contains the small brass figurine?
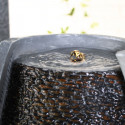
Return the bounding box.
[70,50,85,62]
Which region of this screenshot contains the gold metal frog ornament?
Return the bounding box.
[70,50,85,62]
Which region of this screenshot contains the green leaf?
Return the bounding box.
[84,0,91,2]
[61,28,64,34]
[81,31,86,34]
[68,8,75,16]
[47,31,52,34]
[84,11,88,17]
[65,26,69,31]
[81,3,88,7]
[61,26,69,34]
[90,22,99,28]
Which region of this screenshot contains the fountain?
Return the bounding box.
[0,34,125,124]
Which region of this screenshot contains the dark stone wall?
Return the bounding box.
[0,0,9,42]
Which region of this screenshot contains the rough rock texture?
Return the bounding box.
[2,63,125,125]
[0,0,9,42]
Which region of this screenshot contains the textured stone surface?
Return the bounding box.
[116,50,125,80]
[0,0,9,42]
[2,63,125,125]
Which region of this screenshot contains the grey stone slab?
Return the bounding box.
[116,50,125,79]
[0,0,9,42]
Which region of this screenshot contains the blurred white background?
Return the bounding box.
[9,0,125,38]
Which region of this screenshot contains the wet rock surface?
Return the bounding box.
[15,47,120,72]
[2,63,125,125]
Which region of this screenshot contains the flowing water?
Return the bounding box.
[2,47,125,125]
[15,47,120,72]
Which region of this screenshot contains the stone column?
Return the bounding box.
[0,0,9,42]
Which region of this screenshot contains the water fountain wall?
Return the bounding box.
[0,35,125,124]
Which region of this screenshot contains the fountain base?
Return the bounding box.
[2,62,125,124]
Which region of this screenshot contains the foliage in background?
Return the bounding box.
[91,22,99,29]
[61,26,69,34]
[47,0,98,34]
[68,8,75,16]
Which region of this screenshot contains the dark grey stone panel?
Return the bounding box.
[0,0,9,42]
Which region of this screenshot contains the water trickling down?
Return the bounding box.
[2,47,125,125]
